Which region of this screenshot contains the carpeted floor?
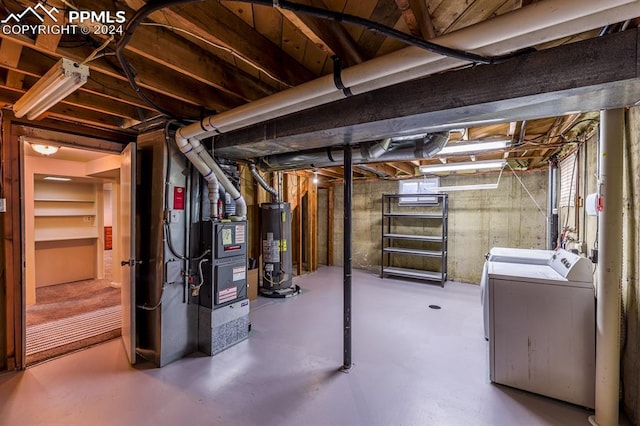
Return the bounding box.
[25,251,121,364]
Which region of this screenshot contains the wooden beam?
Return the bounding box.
[0,33,234,114]
[0,45,193,117]
[5,71,24,90]
[395,0,437,39]
[387,161,415,175]
[0,40,23,68]
[316,168,343,179]
[127,22,274,102]
[34,17,62,51]
[2,75,153,122]
[411,0,437,39]
[357,0,402,58]
[278,0,365,66]
[135,1,316,86]
[363,162,397,177]
[214,30,640,158]
[0,88,127,130]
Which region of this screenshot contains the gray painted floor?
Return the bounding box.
[0,266,593,425]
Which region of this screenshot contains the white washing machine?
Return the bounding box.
[481,247,555,339]
[487,249,595,408]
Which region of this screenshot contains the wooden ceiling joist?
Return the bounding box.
[277,0,365,66]
[127,0,316,87]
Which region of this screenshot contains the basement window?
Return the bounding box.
[398,177,439,205]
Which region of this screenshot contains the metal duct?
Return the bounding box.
[249,163,280,202]
[261,133,448,171]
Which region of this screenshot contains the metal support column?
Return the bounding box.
[590,109,623,426]
[342,144,353,371]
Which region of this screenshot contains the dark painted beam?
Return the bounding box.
[215,29,640,159]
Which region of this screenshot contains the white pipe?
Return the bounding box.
[208,179,219,219]
[590,109,624,426]
[188,138,247,221]
[175,0,640,142]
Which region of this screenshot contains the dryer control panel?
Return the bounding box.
[549,249,593,282]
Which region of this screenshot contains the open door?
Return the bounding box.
[120,143,136,364]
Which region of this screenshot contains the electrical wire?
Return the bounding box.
[233,0,520,65]
[507,162,547,220]
[80,35,114,65]
[139,22,292,87]
[137,283,166,310]
[190,258,209,296]
[116,0,200,117]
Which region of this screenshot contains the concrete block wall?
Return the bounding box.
[331,170,547,284]
[622,107,640,424]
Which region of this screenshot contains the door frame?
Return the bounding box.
[1,117,128,371]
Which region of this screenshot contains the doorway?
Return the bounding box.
[22,141,123,365]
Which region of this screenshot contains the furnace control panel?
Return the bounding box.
[214,222,247,259]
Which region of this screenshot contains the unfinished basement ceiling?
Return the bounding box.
[0,0,638,181]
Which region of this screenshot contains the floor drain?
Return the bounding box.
[428,305,441,310]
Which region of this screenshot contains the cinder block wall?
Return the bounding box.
[331,170,547,283]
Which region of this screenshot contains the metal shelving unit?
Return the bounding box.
[381,193,448,286]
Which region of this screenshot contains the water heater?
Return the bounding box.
[260,202,298,296]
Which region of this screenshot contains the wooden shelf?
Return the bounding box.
[34,198,95,202]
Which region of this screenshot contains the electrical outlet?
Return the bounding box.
[0,198,6,213]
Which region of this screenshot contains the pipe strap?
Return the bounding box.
[331,56,353,97]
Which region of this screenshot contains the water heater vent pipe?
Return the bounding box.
[249,163,280,202]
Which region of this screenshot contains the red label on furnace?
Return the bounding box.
[174,187,185,210]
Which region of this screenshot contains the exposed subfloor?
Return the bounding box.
[0,266,594,425]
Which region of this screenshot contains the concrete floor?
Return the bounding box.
[0,266,594,425]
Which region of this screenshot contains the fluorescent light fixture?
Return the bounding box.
[30,144,59,156]
[420,160,506,174]
[438,140,510,155]
[44,176,71,181]
[13,58,89,120]
[432,183,500,191]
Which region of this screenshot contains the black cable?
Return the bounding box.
[116,0,528,116]
[115,0,201,117]
[233,0,522,65]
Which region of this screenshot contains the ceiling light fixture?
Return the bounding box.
[13,58,89,120]
[43,176,71,181]
[438,140,510,155]
[420,160,506,174]
[30,144,60,156]
[313,170,319,184]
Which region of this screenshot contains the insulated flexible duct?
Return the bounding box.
[261,133,448,171]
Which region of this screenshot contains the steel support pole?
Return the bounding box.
[590,108,623,426]
[342,144,353,371]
